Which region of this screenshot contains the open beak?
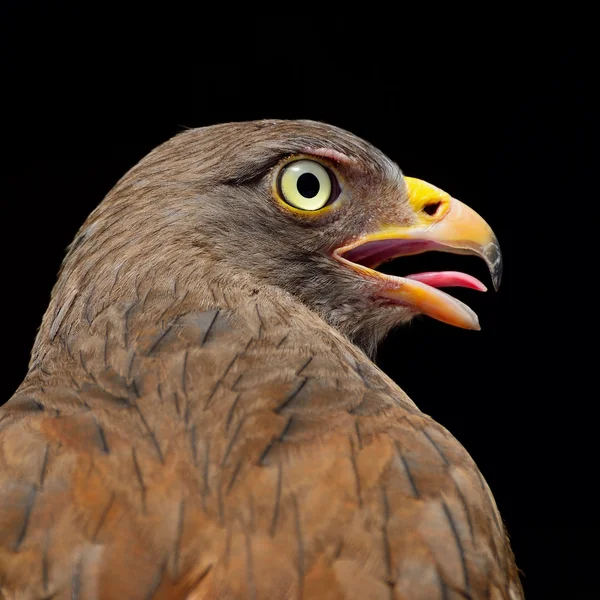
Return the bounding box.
[332,177,502,330]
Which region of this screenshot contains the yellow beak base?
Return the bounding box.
[333,178,502,330]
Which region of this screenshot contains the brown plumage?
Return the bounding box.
[0,120,522,599]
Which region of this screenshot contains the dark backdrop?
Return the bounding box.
[2,7,591,599]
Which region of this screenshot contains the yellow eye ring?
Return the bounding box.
[277,159,335,211]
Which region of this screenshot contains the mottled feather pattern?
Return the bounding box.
[0,120,522,599]
[0,286,519,598]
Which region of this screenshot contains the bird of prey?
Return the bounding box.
[0,120,522,599]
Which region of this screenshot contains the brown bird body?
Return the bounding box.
[0,121,522,599]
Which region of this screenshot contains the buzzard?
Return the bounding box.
[0,121,521,599]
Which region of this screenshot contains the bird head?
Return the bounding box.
[51,120,501,358]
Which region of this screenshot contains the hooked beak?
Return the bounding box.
[332,177,502,330]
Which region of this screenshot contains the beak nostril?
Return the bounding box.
[423,201,442,217]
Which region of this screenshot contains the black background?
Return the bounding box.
[2,6,592,598]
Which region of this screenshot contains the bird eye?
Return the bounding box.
[277,160,336,211]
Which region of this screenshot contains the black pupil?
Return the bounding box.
[297,173,321,198]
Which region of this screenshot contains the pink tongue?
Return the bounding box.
[404,271,487,291]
